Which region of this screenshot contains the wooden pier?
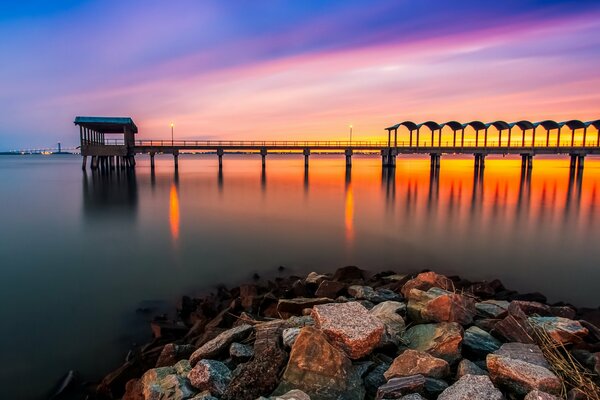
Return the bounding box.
[75,116,600,172]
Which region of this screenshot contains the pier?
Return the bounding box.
[75,117,600,172]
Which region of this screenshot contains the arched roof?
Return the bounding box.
[585,120,600,129]
[464,121,486,131]
[418,121,443,131]
[535,120,560,130]
[560,120,586,130]
[442,121,463,131]
[486,121,511,130]
[511,120,535,130]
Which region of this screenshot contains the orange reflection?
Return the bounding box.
[169,183,180,240]
[345,181,354,241]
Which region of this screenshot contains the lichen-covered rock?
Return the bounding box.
[276,326,364,400]
[384,350,450,380]
[140,366,197,400]
[407,287,476,325]
[528,316,588,344]
[524,390,562,400]
[475,300,510,319]
[229,342,253,362]
[456,359,487,379]
[438,374,503,400]
[312,301,384,359]
[190,324,253,365]
[375,375,426,400]
[188,360,231,396]
[369,301,406,346]
[401,271,454,297]
[487,343,561,396]
[403,322,463,364]
[174,360,192,378]
[463,326,502,356]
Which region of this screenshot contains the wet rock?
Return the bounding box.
[424,377,449,396]
[401,271,454,297]
[140,366,197,400]
[528,316,588,344]
[493,305,535,344]
[282,327,301,348]
[305,272,328,287]
[312,301,384,359]
[276,297,333,318]
[456,359,486,379]
[229,342,253,362]
[276,326,364,400]
[438,374,503,400]
[369,301,406,346]
[384,350,450,380]
[332,266,368,283]
[475,300,510,319]
[375,375,426,400]
[188,360,231,396]
[487,343,561,396]
[463,326,502,356]
[403,322,463,364]
[156,344,196,368]
[524,390,562,400]
[407,287,476,325]
[314,280,346,298]
[190,324,254,365]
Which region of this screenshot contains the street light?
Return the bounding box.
[349,125,353,144]
[170,122,174,146]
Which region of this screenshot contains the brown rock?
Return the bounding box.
[189,324,253,366]
[528,316,588,344]
[401,271,454,297]
[332,266,368,283]
[407,287,476,325]
[276,297,333,318]
[140,367,196,400]
[314,280,346,298]
[375,375,426,400]
[122,379,143,400]
[438,374,503,400]
[456,359,487,379]
[156,343,195,368]
[403,322,464,364]
[384,349,450,380]
[493,305,535,344]
[312,301,384,359]
[239,284,258,311]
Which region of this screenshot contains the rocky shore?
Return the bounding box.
[93,267,600,400]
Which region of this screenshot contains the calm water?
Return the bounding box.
[1,153,600,399]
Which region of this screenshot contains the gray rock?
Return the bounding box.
[270,389,312,399]
[174,359,192,377]
[305,272,328,286]
[475,300,510,319]
[140,366,197,400]
[190,324,253,365]
[282,327,301,348]
[190,391,219,400]
[524,390,562,400]
[424,377,449,396]
[369,301,406,346]
[456,359,487,379]
[438,374,504,400]
[188,360,232,396]
[463,326,502,356]
[229,342,253,362]
[364,362,390,397]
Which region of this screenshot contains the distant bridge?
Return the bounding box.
[74,116,600,172]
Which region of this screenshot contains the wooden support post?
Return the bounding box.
[578,155,585,170]
[394,128,398,148]
[217,148,224,169]
[508,127,512,147]
[174,153,179,170]
[260,148,267,168]
[521,154,527,170]
[410,130,413,147]
[570,154,577,169]
[438,129,442,147]
[546,129,550,147]
[476,129,479,147]
[150,152,155,169]
[527,155,533,170]
[583,127,588,146]
[532,127,536,148]
[461,129,465,147]
[82,156,87,170]
[484,128,488,148]
[453,130,456,147]
[345,149,352,168]
[522,129,526,147]
[304,148,310,168]
[474,154,480,169]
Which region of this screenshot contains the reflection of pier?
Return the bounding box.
[82,169,138,220]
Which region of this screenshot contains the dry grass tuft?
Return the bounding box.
[533,325,600,400]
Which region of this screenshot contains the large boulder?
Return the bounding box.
[407,287,476,325]
[528,316,588,344]
[276,326,364,400]
[312,302,384,359]
[375,375,426,400]
[492,305,536,344]
[438,374,503,400]
[487,343,561,396]
[401,271,454,297]
[190,324,253,365]
[384,350,450,380]
[188,360,231,396]
[369,301,406,346]
[403,322,463,364]
[463,326,502,356]
[140,366,197,400]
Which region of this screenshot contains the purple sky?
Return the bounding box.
[1,0,599,149]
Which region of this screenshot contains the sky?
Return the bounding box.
[1,0,600,149]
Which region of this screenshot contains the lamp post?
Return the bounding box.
[170,122,174,146]
[349,125,353,144]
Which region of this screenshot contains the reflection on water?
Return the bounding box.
[1,154,600,400]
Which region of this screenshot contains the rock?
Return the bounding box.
[567,388,587,400]
[474,318,500,332]
[174,360,192,377]
[156,344,196,367]
[384,350,450,380]
[190,324,253,366]
[276,326,364,400]
[188,360,231,396]
[407,287,476,325]
[123,379,143,400]
[314,280,346,298]
[190,392,219,400]
[270,389,311,400]
[424,377,449,396]
[376,288,403,302]
[276,298,333,317]
[239,284,258,310]
[493,305,535,344]
[229,342,254,362]
[398,395,426,400]
[487,343,561,396]
[282,327,301,348]
[312,301,384,359]
[140,366,197,400]
[463,326,502,356]
[524,390,562,400]
[305,272,328,286]
[332,266,368,283]
[403,322,463,364]
[369,301,406,346]
[401,271,454,297]
[528,316,588,344]
[364,362,390,397]
[456,359,487,379]
[475,300,510,319]
[467,280,504,298]
[438,374,503,400]
[348,285,379,301]
[375,375,426,400]
[508,301,551,317]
